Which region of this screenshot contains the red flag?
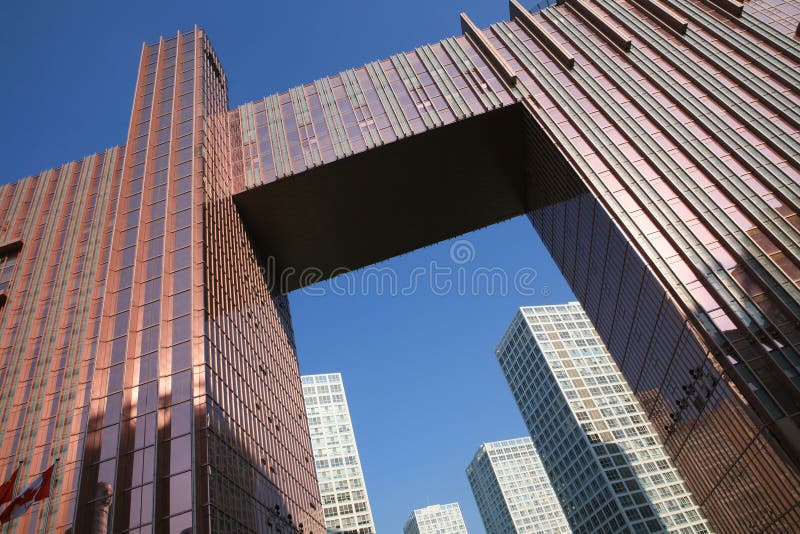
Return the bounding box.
[0,469,18,505]
[0,465,54,524]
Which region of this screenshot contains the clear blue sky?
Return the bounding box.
[0,1,573,531]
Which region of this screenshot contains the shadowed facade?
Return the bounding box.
[0,0,799,532]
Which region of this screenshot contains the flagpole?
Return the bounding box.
[40,457,57,534]
[4,460,23,534]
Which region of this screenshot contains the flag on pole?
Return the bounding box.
[0,464,54,524]
[0,469,18,505]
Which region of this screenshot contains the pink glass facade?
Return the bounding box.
[0,0,798,532]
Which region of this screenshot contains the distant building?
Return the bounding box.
[467,437,570,533]
[302,373,376,533]
[496,303,711,533]
[403,503,468,534]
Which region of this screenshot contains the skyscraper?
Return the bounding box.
[1,0,799,531]
[301,373,375,534]
[496,303,711,533]
[403,503,468,534]
[466,437,571,533]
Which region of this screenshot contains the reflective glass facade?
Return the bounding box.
[1,0,798,531]
[466,437,571,533]
[302,374,375,534]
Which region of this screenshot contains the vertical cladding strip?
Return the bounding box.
[340,70,381,149]
[498,21,699,327]
[440,38,495,112]
[539,9,800,348]
[597,0,800,130]
[76,38,159,533]
[251,101,276,185]
[563,2,800,197]
[199,32,325,533]
[735,5,800,61]
[303,84,325,166]
[36,153,108,528]
[6,177,39,240]
[607,6,800,176]
[548,5,800,330]
[500,18,800,419]
[391,53,439,129]
[239,103,256,187]
[0,172,50,424]
[0,180,17,233]
[1,161,76,531]
[51,147,121,529]
[510,17,789,500]
[0,167,66,438]
[0,181,20,237]
[265,94,294,178]
[580,0,796,378]
[417,45,471,121]
[512,4,791,528]
[365,62,414,138]
[280,88,307,173]
[289,87,322,167]
[314,78,352,159]
[666,0,800,86]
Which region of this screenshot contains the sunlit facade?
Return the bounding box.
[403,503,468,534]
[467,437,571,533]
[302,373,375,534]
[0,0,798,531]
[497,303,711,533]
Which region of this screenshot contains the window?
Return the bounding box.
[0,240,22,309]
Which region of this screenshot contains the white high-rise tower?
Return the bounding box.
[496,302,711,533]
[302,373,376,533]
[403,503,468,534]
[467,437,571,533]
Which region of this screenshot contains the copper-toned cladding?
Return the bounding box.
[0,0,799,531]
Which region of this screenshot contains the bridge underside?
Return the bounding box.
[234,104,538,292]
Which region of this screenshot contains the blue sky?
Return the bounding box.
[0,1,573,531]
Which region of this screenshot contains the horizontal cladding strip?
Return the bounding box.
[663,0,800,88]
[601,0,800,131]
[511,0,578,67]
[564,0,633,52]
[541,7,800,311]
[499,20,795,418]
[593,0,800,170]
